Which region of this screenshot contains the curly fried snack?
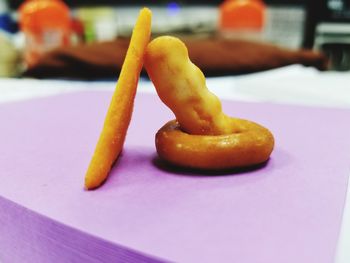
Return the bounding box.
[145,36,274,170]
[85,8,152,189]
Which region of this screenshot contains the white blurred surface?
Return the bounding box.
[1,65,350,106]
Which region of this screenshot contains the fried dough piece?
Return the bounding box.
[145,36,233,136]
[145,36,274,170]
[85,8,152,189]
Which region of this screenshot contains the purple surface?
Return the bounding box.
[0,91,349,263]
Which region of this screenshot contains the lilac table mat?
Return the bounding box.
[0,91,349,263]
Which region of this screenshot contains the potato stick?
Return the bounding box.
[85,8,152,190]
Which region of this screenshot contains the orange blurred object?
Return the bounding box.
[220,0,265,31]
[19,0,71,67]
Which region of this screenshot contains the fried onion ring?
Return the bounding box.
[156,119,274,170]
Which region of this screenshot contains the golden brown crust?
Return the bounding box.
[145,36,275,171]
[84,8,152,190]
[145,36,233,136]
[156,119,274,170]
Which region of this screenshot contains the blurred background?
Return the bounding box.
[1,0,350,78]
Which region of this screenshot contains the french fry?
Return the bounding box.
[85,8,152,190]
